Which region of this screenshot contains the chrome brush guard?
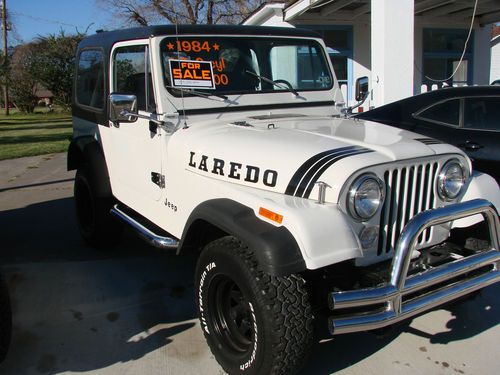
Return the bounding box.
[329,199,500,335]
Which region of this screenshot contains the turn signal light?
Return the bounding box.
[259,207,283,224]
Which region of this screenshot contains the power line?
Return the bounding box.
[9,10,83,29]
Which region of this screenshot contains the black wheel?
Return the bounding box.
[0,274,12,363]
[74,168,122,247]
[195,236,313,375]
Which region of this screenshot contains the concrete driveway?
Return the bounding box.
[0,153,499,375]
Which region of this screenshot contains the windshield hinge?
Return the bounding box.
[151,172,165,189]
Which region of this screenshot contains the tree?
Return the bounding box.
[30,31,84,110]
[99,0,266,26]
[9,43,38,113]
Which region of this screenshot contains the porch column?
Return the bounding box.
[371,0,414,107]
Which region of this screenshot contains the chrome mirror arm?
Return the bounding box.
[119,109,164,125]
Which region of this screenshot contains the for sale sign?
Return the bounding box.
[168,59,216,89]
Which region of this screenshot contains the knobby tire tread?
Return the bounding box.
[204,237,313,375]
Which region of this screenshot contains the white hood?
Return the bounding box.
[173,115,466,201]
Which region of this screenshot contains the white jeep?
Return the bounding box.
[69,25,500,375]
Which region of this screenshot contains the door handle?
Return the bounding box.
[458,141,483,151]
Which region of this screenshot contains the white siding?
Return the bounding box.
[491,37,500,83]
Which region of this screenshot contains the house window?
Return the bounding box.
[298,26,353,99]
[422,29,473,87]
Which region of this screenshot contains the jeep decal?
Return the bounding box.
[188,151,278,187]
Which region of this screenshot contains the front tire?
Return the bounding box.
[74,168,122,247]
[195,236,313,375]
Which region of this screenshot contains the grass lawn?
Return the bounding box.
[0,110,72,161]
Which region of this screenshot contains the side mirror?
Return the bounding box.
[355,76,369,102]
[109,93,138,123]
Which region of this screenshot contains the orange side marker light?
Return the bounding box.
[259,207,283,224]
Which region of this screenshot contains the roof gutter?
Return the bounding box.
[284,0,323,22]
[242,3,286,26]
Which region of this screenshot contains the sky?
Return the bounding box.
[7,0,115,45]
[6,1,500,45]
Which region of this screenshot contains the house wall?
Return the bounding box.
[414,21,492,91]
[352,23,371,94]
[243,3,494,106]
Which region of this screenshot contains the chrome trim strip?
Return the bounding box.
[329,198,500,334]
[111,205,179,249]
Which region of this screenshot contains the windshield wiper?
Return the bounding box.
[244,70,299,97]
[165,85,228,102]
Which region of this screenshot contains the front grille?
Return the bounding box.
[377,162,439,255]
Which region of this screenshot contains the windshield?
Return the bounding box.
[160,36,333,97]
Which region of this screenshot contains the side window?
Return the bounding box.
[463,97,500,131]
[417,99,460,126]
[113,45,155,112]
[76,49,104,109]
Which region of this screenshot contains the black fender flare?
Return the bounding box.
[179,199,307,276]
[67,136,112,198]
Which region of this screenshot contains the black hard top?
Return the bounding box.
[78,24,321,50]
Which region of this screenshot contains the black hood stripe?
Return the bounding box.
[302,148,374,199]
[285,146,374,198]
[285,146,358,196]
[295,148,367,198]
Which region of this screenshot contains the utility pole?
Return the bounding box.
[1,0,8,115]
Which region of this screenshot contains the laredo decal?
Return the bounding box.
[285,146,374,199]
[188,152,278,187]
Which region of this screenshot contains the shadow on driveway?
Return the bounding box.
[0,196,199,374]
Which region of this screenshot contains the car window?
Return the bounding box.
[417,99,460,126]
[270,45,331,90]
[76,49,105,109]
[463,97,500,131]
[113,45,156,112]
[161,37,333,96]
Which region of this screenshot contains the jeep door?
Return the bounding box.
[108,41,163,203]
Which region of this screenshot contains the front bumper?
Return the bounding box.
[329,198,500,335]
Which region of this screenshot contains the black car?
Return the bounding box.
[355,86,500,182]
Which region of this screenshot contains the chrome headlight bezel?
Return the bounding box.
[347,173,386,221]
[437,159,468,201]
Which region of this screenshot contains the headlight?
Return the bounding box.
[347,174,385,221]
[437,159,467,201]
